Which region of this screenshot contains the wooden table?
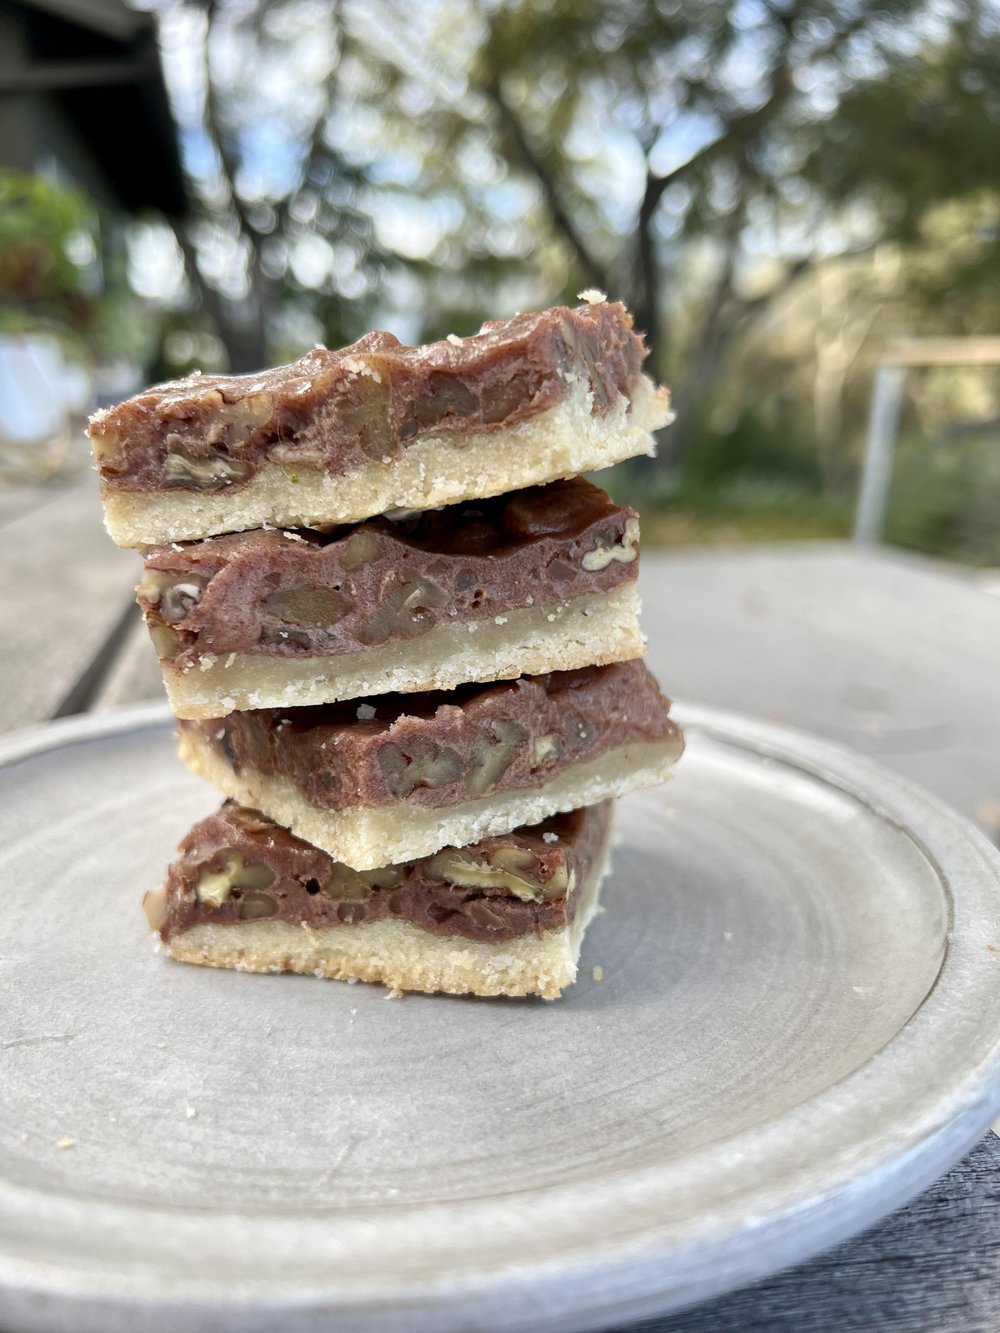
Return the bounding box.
[2,467,999,1332]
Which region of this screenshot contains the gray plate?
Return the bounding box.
[1,702,1000,1333]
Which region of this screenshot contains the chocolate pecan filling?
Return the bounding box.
[91,303,648,493]
[154,800,612,944]
[138,477,639,669]
[181,660,678,811]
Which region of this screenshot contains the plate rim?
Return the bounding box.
[1,701,1000,1333]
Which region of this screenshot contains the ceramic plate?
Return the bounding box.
[1,702,999,1333]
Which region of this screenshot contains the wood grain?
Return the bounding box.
[0,482,53,530]
[0,470,139,730]
[885,336,1000,366]
[91,609,166,712]
[640,544,1000,827]
[631,1132,1000,1333]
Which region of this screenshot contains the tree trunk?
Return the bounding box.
[657,214,743,472]
[632,178,662,370]
[171,221,267,372]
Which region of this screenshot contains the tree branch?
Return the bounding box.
[734,253,814,324]
[632,166,665,355]
[171,219,224,328]
[734,239,883,331]
[630,2,804,360]
[632,2,876,396]
[657,183,755,468]
[642,5,874,217]
[483,74,609,291]
[201,3,264,254]
[273,0,345,240]
[170,217,263,371]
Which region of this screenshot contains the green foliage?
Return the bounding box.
[0,170,97,327]
[805,25,1000,241]
[0,169,159,371]
[676,406,821,491]
[624,477,852,548]
[885,425,1000,565]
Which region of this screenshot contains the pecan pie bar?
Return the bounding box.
[139,478,644,718]
[144,799,615,999]
[177,661,682,868]
[90,301,671,547]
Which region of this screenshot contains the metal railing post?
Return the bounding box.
[855,363,906,546]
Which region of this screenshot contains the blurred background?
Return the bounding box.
[2,0,1000,559]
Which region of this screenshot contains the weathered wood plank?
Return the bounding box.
[0,479,61,530]
[627,1132,1000,1333]
[885,335,1000,366]
[91,608,167,712]
[640,543,1000,827]
[0,469,140,730]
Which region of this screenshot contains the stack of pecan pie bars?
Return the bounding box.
[88,296,683,999]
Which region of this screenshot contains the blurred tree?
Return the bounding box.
[156,0,384,369]
[458,0,1000,465]
[151,0,1000,486]
[0,169,154,368]
[0,171,97,332]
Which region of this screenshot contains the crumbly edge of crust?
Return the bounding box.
[179,729,681,869]
[160,815,613,999]
[159,583,644,719]
[101,376,671,548]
